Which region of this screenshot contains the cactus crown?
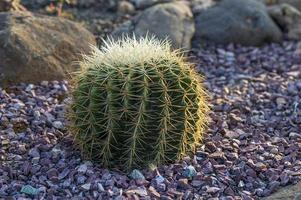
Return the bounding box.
[69,37,209,172]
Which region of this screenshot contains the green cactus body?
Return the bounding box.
[69,37,209,171]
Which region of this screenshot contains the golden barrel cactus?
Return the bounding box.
[69,37,209,171]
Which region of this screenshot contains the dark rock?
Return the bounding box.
[268,3,301,40]
[47,168,59,182]
[194,0,282,46]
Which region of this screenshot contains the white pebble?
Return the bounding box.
[52,121,63,129]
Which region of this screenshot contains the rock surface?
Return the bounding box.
[0,0,27,12]
[263,181,301,200]
[0,11,95,85]
[268,3,301,40]
[130,0,174,9]
[191,0,216,14]
[278,0,301,11]
[264,0,301,11]
[117,1,135,14]
[194,0,282,46]
[112,2,195,49]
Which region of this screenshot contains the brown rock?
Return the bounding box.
[224,130,240,139]
[0,0,27,12]
[118,1,135,14]
[255,162,267,171]
[148,186,160,198]
[209,151,225,159]
[178,178,189,189]
[0,11,96,85]
[205,141,217,152]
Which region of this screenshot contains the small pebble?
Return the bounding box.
[129,169,145,180]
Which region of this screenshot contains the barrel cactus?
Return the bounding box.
[69,37,209,171]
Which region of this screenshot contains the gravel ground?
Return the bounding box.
[0,41,301,199]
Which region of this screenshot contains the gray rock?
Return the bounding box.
[77,163,88,174]
[263,181,301,200]
[157,182,166,191]
[263,0,301,11]
[129,169,145,180]
[28,148,40,158]
[183,165,197,179]
[155,174,165,184]
[192,0,216,14]
[194,0,282,46]
[268,3,301,40]
[191,180,204,187]
[44,112,55,122]
[97,183,105,192]
[131,0,174,9]
[278,0,301,11]
[76,175,87,184]
[20,185,39,196]
[112,2,195,49]
[289,132,300,138]
[62,178,71,188]
[0,12,95,86]
[25,84,34,92]
[81,183,91,191]
[58,168,70,180]
[206,186,220,194]
[295,193,301,200]
[52,121,63,129]
[33,110,41,119]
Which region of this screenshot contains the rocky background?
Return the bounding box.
[0,0,301,199]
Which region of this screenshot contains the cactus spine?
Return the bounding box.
[69,37,209,171]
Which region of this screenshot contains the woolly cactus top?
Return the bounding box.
[81,36,180,68]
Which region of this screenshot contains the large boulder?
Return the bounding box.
[268,3,301,40]
[0,11,96,85]
[112,2,195,49]
[194,0,283,46]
